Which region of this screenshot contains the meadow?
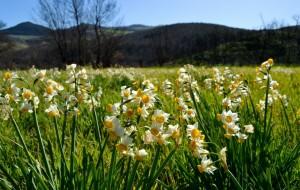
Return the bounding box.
[0,60,299,189]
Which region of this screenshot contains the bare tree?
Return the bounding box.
[0,20,14,55]
[37,0,120,67]
[102,30,123,67]
[69,0,88,64]
[37,0,69,63]
[149,27,171,66]
[0,20,7,52]
[90,0,118,67]
[292,15,300,61]
[0,20,6,41]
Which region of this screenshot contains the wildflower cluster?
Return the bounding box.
[103,80,167,160]
[0,72,20,120]
[204,67,249,110]
[218,110,254,142]
[161,66,198,123]
[160,67,227,174]
[1,62,297,189]
[0,71,40,115]
[256,58,288,111]
[204,67,253,142]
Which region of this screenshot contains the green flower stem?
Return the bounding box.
[227,170,243,190]
[33,106,55,188]
[54,117,69,175]
[10,113,33,164]
[91,97,102,143]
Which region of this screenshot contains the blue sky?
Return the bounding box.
[0,0,299,29]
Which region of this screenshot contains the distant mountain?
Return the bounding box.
[114,24,154,33]
[0,22,50,36]
[120,23,253,66]
[0,21,153,37]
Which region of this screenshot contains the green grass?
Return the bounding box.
[0,64,299,189]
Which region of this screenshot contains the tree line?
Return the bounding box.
[2,5,300,68]
[37,0,120,68]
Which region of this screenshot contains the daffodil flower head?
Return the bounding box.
[197,157,217,174]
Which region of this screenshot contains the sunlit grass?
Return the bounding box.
[0,63,299,189]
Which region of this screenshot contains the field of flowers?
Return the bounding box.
[0,59,299,189]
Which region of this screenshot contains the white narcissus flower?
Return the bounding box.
[178,67,186,74]
[108,125,125,141]
[280,95,288,107]
[270,80,279,90]
[150,124,163,136]
[143,130,155,144]
[204,78,213,89]
[223,123,240,135]
[191,80,199,90]
[187,123,205,140]
[95,87,103,100]
[137,106,149,120]
[192,148,209,159]
[142,80,155,90]
[86,97,100,111]
[167,124,180,139]
[20,102,33,113]
[134,149,148,161]
[22,89,34,101]
[154,133,171,146]
[222,98,232,109]
[219,147,228,171]
[43,80,64,102]
[132,89,156,108]
[143,128,171,145]
[6,83,20,102]
[183,108,196,120]
[257,100,266,111]
[186,109,196,118]
[44,85,58,102]
[3,71,17,81]
[121,86,132,101]
[33,97,40,108]
[231,97,242,110]
[244,124,254,133]
[220,110,239,126]
[45,104,60,117]
[104,116,124,140]
[107,102,126,116]
[178,72,191,84]
[236,133,248,143]
[35,70,46,81]
[104,116,121,130]
[162,79,173,96]
[76,91,89,104]
[256,76,263,84]
[116,135,133,154]
[76,68,88,80]
[131,88,143,102]
[141,91,156,108]
[66,64,77,71]
[188,139,205,152]
[261,58,274,69]
[125,125,137,135]
[47,79,64,91]
[197,157,217,175]
[176,97,188,111]
[151,110,170,127]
